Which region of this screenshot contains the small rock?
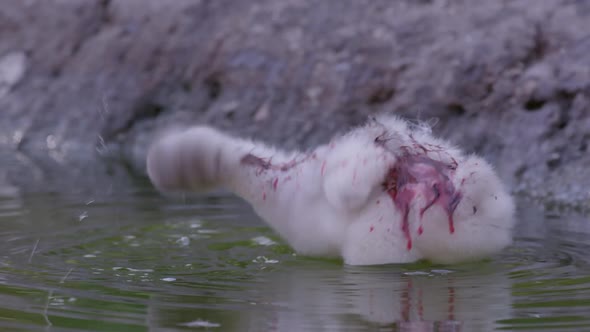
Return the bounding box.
[254,102,270,122]
[0,51,26,98]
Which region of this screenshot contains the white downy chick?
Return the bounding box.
[147,116,515,265]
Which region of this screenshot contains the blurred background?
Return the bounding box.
[0,0,588,207]
[0,1,589,331]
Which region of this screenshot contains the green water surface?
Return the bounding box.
[0,185,589,331]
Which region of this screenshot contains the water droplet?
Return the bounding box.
[176,236,190,246]
[197,229,220,234]
[251,236,276,246]
[127,268,154,272]
[113,267,154,273]
[403,271,432,276]
[78,211,88,222]
[161,277,176,282]
[189,221,202,228]
[50,298,65,306]
[253,256,279,264]
[179,319,221,328]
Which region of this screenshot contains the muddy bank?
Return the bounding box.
[0,0,588,206]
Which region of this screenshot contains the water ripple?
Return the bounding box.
[0,193,588,331]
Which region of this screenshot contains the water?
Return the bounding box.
[0,186,589,331]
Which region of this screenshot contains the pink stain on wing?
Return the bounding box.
[272,177,279,191]
[383,153,462,250]
[241,153,311,174]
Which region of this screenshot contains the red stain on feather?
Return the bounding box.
[383,153,462,250]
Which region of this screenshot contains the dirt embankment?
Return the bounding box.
[0,0,588,207]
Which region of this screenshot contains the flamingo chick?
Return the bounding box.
[147,116,515,265]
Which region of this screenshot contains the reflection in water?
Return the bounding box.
[0,189,588,331]
[232,263,512,331]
